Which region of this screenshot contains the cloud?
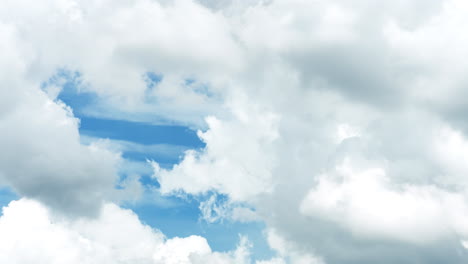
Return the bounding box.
[147,0,468,262]
[260,229,324,264]
[0,85,121,216]
[198,193,260,223]
[0,198,252,264]
[3,0,468,262]
[299,157,468,244]
[0,0,241,126]
[153,99,280,201]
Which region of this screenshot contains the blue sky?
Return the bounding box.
[52,78,274,260]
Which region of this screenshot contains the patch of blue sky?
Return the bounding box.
[41,69,95,116]
[42,69,171,124]
[46,70,205,149]
[43,69,272,262]
[0,187,19,211]
[43,69,214,129]
[127,193,275,261]
[46,69,204,168]
[118,159,161,190]
[184,78,217,98]
[184,78,196,86]
[144,72,163,90]
[78,116,204,148]
[77,119,201,187]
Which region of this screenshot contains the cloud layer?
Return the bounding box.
[2,0,468,263]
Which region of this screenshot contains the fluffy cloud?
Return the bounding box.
[299,157,468,244]
[0,76,121,217]
[0,0,241,125]
[154,95,280,201]
[0,198,252,264]
[3,0,468,263]
[148,0,468,263]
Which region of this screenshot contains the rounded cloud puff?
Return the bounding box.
[0,199,251,264]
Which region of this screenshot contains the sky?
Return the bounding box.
[2,0,468,263]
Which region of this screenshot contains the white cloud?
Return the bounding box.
[0,0,241,126]
[198,194,260,223]
[81,135,189,162]
[153,96,280,201]
[231,207,260,223]
[0,198,251,264]
[299,157,468,244]
[335,123,361,143]
[261,229,324,264]
[4,0,468,262]
[146,0,468,262]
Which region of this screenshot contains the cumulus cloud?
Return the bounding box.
[0,198,252,264]
[153,96,280,201]
[299,157,468,244]
[3,0,468,262]
[0,0,241,126]
[0,83,121,216]
[147,0,468,262]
